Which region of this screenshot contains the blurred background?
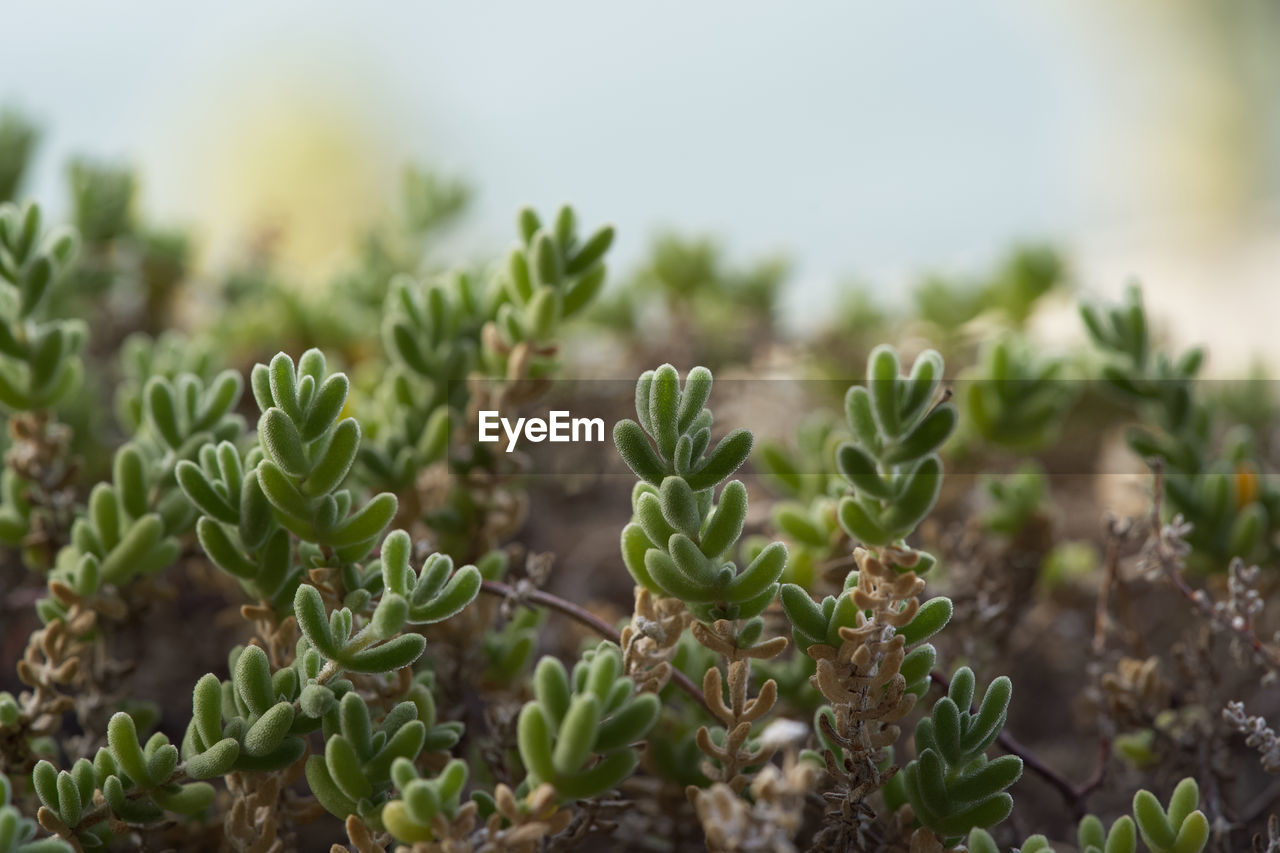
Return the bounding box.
[2,0,1278,371]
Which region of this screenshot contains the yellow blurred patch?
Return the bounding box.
[185,78,398,286]
[1234,463,1259,509]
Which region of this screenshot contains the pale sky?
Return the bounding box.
[3,1,1278,358]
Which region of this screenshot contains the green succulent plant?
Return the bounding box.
[781,571,949,686]
[517,643,660,801]
[250,349,397,562]
[601,232,788,368]
[616,364,787,628]
[1,767,70,852]
[113,332,220,434]
[379,757,469,844]
[0,112,37,205]
[304,691,438,826]
[363,204,613,558]
[0,202,83,413]
[66,159,135,246]
[484,606,543,685]
[885,666,1021,839]
[1081,284,1277,566]
[489,205,613,357]
[368,271,476,491]
[834,345,957,553]
[30,367,245,620]
[965,334,1077,452]
[32,712,216,842]
[911,245,1065,342]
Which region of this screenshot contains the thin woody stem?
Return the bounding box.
[478,580,711,715]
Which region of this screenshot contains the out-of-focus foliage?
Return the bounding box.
[963,335,1077,452]
[912,245,1068,347]
[0,112,37,206]
[1082,284,1278,566]
[592,233,789,368]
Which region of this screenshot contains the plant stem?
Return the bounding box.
[478,580,711,715]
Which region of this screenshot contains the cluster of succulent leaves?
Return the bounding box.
[377,757,469,844]
[366,204,614,555]
[517,643,661,801]
[374,204,612,406]
[0,190,237,571]
[113,332,222,435]
[178,346,408,613]
[249,349,398,562]
[781,568,948,684]
[1082,284,1277,566]
[483,605,543,684]
[963,334,1078,453]
[965,776,1209,853]
[882,668,1021,839]
[13,356,245,616]
[615,364,787,631]
[1,767,69,853]
[833,346,958,558]
[31,711,215,844]
[833,345,956,554]
[303,690,443,827]
[12,336,491,847]
[53,368,242,590]
[769,347,1027,845]
[490,206,614,361]
[0,202,83,414]
[367,270,476,492]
